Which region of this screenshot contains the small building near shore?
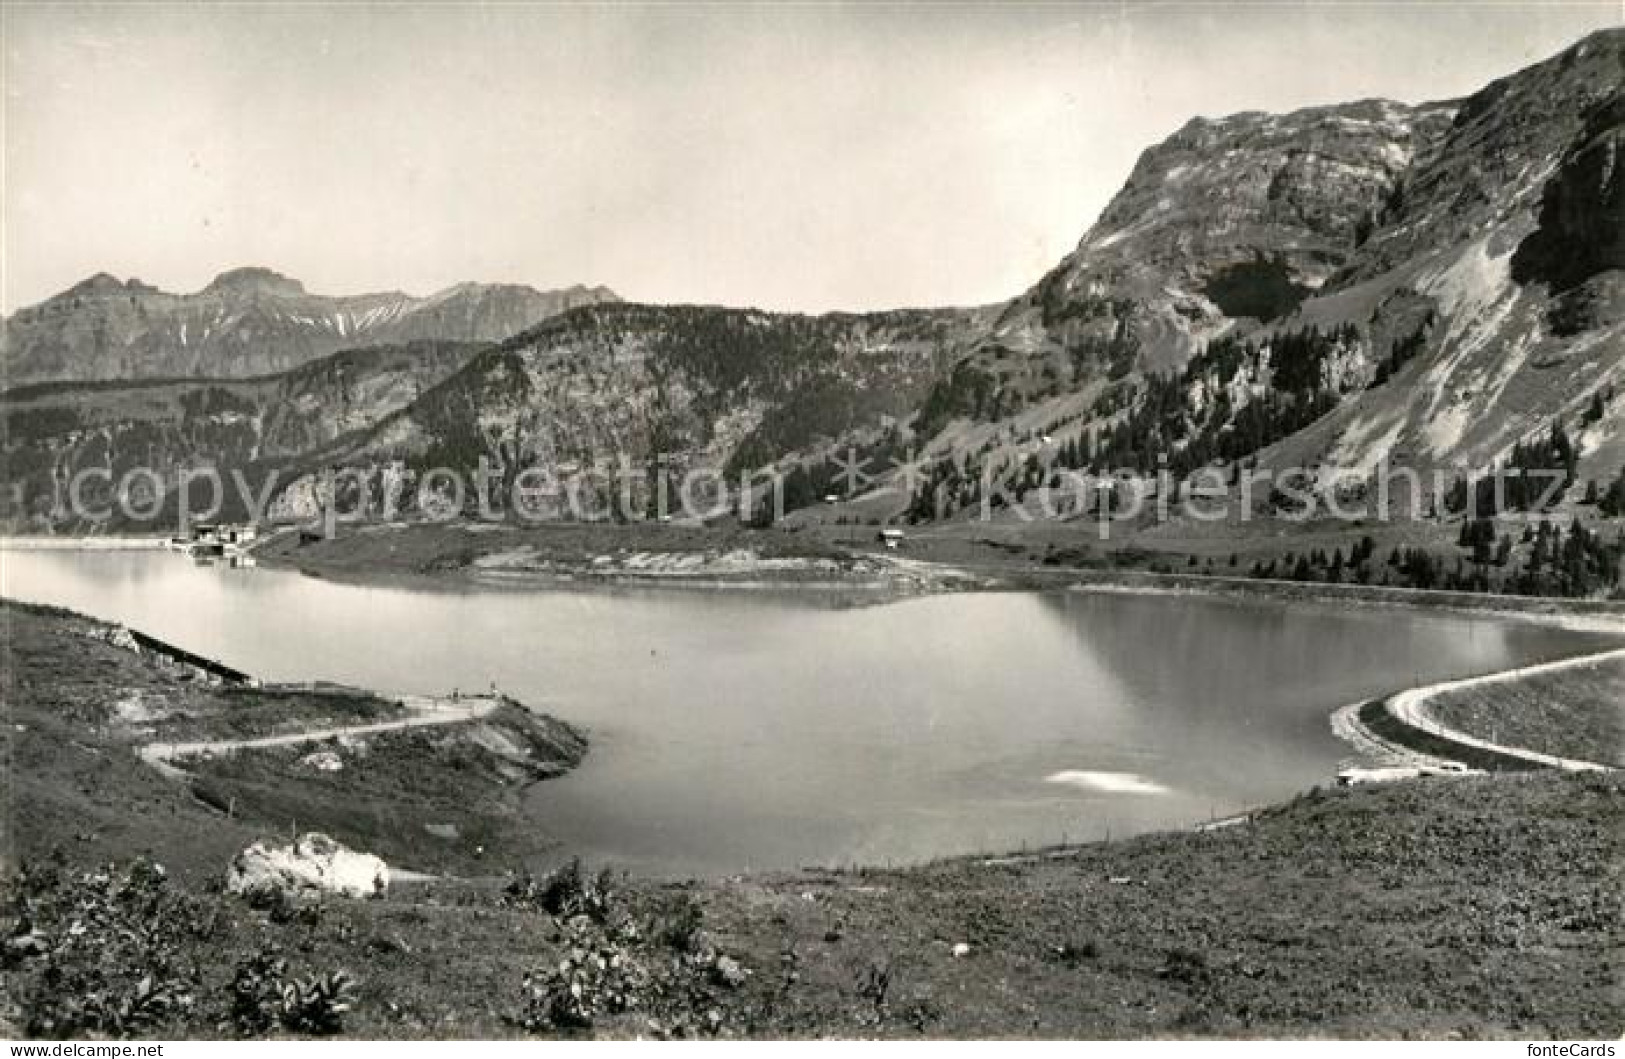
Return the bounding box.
[188,521,259,545]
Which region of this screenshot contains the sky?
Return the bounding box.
[3,3,1619,314]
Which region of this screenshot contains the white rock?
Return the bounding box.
[227,832,389,899]
[951,942,971,958]
[713,955,749,988]
[301,749,344,772]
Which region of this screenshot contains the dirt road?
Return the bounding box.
[137,693,504,773]
[1386,647,1625,771]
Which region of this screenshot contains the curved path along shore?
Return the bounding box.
[1335,645,1625,772]
[138,693,504,774]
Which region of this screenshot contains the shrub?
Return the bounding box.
[510,929,650,1032]
[6,859,200,1037]
[278,970,359,1035]
[856,960,892,1019]
[1049,938,1101,965]
[1159,947,1211,986]
[229,951,358,1036]
[229,952,288,1036]
[506,859,616,923]
[654,896,705,953]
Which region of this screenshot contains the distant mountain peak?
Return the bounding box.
[570,283,620,300]
[202,266,307,298]
[424,279,621,300]
[59,273,157,299]
[4,267,621,385]
[68,272,123,294]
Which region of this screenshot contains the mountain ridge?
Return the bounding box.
[0,338,490,527]
[2,270,620,386]
[3,29,1621,541]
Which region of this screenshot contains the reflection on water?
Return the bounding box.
[1046,771,1169,795]
[2,548,1614,876]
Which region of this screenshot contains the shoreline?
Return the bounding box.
[0,534,170,550]
[1331,646,1625,773]
[247,519,1625,630]
[1,597,589,877]
[12,524,1625,633]
[288,544,1625,632]
[1042,568,1625,633]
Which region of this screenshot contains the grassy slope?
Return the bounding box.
[3,599,1621,1039]
[140,687,409,743]
[184,701,586,874]
[709,772,1622,1039]
[0,601,583,878]
[1426,657,1625,767]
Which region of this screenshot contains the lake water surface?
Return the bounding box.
[3,548,1615,876]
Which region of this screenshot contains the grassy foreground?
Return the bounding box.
[2,601,1621,1039]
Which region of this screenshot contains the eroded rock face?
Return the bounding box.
[1348,32,1623,285]
[1070,99,1457,294]
[1513,93,1625,292]
[906,29,1624,486]
[227,833,389,900]
[917,98,1459,414]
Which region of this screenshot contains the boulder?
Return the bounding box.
[300,749,344,772]
[712,955,749,989]
[227,832,389,899]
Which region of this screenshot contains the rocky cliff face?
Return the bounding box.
[1277,30,1625,485]
[1072,99,1455,294]
[888,28,1624,516]
[1347,33,1622,285]
[1511,92,1625,294]
[1,269,617,386]
[888,94,1463,469]
[979,97,1458,383]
